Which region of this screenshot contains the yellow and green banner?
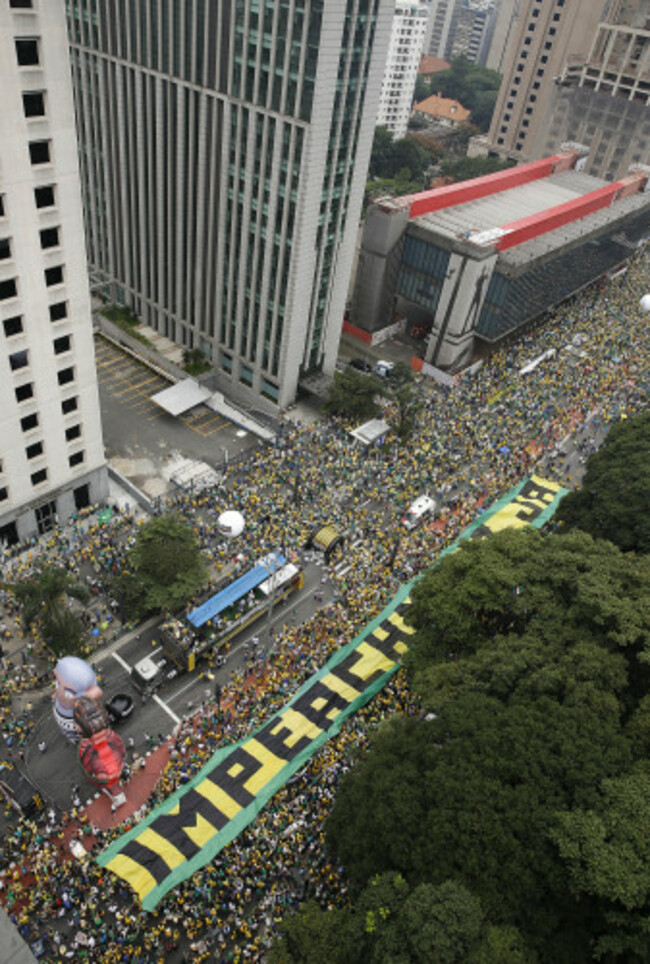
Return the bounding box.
[97,475,565,909]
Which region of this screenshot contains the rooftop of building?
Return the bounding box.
[417,55,451,76]
[409,168,650,267]
[413,92,471,122]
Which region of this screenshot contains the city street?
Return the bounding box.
[18,553,343,813]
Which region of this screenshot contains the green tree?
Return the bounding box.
[553,769,650,960]
[368,126,432,183]
[471,925,536,964]
[428,57,501,132]
[124,514,207,617]
[414,75,430,103]
[557,412,650,554]
[325,368,382,421]
[396,880,485,964]
[326,530,650,960]
[269,901,354,964]
[369,125,396,178]
[406,528,650,694]
[3,566,89,655]
[327,690,629,959]
[439,155,514,183]
[182,347,211,375]
[271,874,489,964]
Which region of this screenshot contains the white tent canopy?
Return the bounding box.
[151,378,211,416]
[349,418,390,447]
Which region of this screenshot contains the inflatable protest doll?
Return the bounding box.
[74,696,126,800]
[53,656,104,742]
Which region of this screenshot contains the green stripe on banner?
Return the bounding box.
[97,475,567,909]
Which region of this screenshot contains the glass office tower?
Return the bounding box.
[67,0,392,408]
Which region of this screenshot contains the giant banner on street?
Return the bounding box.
[98,475,566,909]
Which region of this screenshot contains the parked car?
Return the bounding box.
[373,360,395,378]
[349,357,373,373]
[105,693,135,725]
[402,494,437,530]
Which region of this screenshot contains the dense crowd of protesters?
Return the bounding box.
[0,251,648,961]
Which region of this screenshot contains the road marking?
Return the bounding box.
[153,693,181,724]
[166,675,201,703]
[112,649,181,723]
[112,651,131,672]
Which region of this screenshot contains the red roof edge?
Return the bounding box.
[495,172,648,251]
[405,152,580,220]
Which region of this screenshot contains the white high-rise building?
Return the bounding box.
[0,0,107,546]
[378,3,432,137]
[67,0,394,410]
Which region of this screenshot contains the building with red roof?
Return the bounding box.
[350,145,650,370]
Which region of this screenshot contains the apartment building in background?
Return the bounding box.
[377,2,432,137]
[538,0,650,180]
[485,0,523,73]
[428,0,457,59]
[66,0,393,410]
[483,0,606,161]
[448,0,498,66]
[0,0,107,546]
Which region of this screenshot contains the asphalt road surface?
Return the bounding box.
[20,555,339,812]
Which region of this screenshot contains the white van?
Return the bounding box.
[402,495,437,530]
[373,360,394,378]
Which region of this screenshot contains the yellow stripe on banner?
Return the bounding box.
[372,626,389,641]
[482,502,531,533]
[180,812,223,849]
[136,829,186,870]
[530,473,563,496]
[195,778,242,821]
[272,708,323,748]
[105,854,158,903]
[242,738,288,796]
[349,641,398,682]
[321,673,361,704]
[387,612,416,636]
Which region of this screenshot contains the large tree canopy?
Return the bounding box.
[270,872,531,964]
[324,368,382,421]
[557,412,650,554]
[321,529,650,962]
[3,566,88,655]
[406,528,650,702]
[120,513,208,617]
[368,127,432,182]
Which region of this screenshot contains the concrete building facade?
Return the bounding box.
[66,0,393,410]
[377,2,431,138]
[351,148,650,370]
[538,0,650,180]
[0,0,107,546]
[427,0,457,59]
[485,0,606,161]
[485,0,523,74]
